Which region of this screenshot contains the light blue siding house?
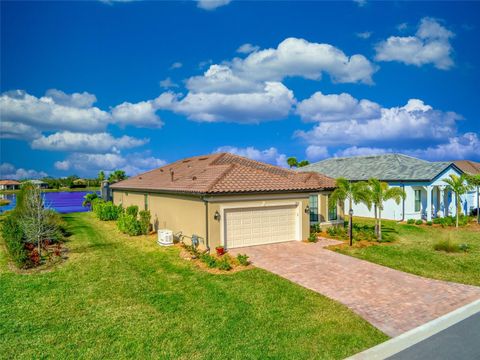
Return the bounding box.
[300,154,477,222]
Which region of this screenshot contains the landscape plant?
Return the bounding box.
[92,200,123,221]
[82,192,99,209]
[466,174,480,224]
[443,174,472,228]
[139,210,151,235]
[329,178,371,246]
[236,254,250,266]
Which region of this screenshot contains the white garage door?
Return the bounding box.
[224,205,299,249]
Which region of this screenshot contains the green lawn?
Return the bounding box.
[334,217,480,286]
[0,213,386,359]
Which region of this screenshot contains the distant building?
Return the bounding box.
[0,180,21,190]
[29,180,49,189]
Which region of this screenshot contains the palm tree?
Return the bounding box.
[287,157,298,169]
[466,174,480,224]
[98,170,105,182]
[330,178,371,246]
[368,178,406,241]
[82,192,99,210]
[443,174,471,228]
[108,170,127,183]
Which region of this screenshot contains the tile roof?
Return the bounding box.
[111,153,336,195]
[453,160,480,175]
[0,180,21,185]
[299,153,456,181]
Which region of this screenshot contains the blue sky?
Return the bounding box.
[1,0,479,179]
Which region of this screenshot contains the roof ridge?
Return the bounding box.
[205,163,236,193]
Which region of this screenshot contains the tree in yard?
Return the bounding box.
[108,170,127,183]
[82,192,99,209]
[466,174,480,224]
[443,174,472,228]
[298,160,310,167]
[18,186,57,256]
[368,178,406,241]
[329,178,371,246]
[98,170,105,182]
[287,157,298,169]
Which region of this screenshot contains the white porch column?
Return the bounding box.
[426,185,432,221]
[438,185,445,217]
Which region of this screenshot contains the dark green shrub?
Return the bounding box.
[426,221,433,226]
[415,219,423,225]
[236,254,250,266]
[126,205,139,218]
[139,210,151,235]
[406,219,415,224]
[308,233,318,243]
[433,218,442,225]
[93,200,123,221]
[434,239,460,253]
[200,253,217,268]
[0,215,29,267]
[310,223,321,234]
[217,257,232,271]
[459,243,470,252]
[117,213,142,236]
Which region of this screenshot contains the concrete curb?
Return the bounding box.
[347,298,480,360]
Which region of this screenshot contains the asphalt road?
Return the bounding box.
[388,312,480,360]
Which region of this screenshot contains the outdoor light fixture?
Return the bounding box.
[305,205,310,214]
[214,211,221,221]
[349,208,354,216]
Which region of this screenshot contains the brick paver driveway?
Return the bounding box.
[230,239,480,337]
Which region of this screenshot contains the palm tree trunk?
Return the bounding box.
[378,209,382,242]
[374,204,378,237]
[456,193,459,228]
[349,198,353,246]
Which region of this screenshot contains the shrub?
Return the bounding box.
[200,253,217,268]
[236,254,250,266]
[139,210,151,235]
[308,233,318,243]
[415,219,423,225]
[406,219,415,224]
[459,243,470,252]
[82,193,99,209]
[126,205,139,218]
[0,215,29,267]
[426,221,433,226]
[93,200,123,221]
[117,213,142,236]
[433,218,442,225]
[434,239,460,253]
[217,256,232,271]
[310,223,321,234]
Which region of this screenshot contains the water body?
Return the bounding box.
[0,191,100,214]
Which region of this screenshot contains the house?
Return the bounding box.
[29,180,49,189]
[454,160,480,214]
[0,180,21,190]
[300,153,471,221]
[111,153,339,250]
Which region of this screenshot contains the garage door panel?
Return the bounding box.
[225,205,298,249]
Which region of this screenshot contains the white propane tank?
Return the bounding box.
[157,229,174,246]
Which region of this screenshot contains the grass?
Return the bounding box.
[0,212,387,359]
[334,217,480,286]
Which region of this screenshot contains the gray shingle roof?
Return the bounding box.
[299,154,454,181]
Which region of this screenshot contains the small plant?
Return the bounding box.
[117,213,142,236]
[126,205,139,218]
[139,210,151,235]
[459,243,470,252]
[406,219,415,224]
[236,254,250,266]
[200,253,217,268]
[310,223,321,234]
[215,245,225,256]
[93,200,123,221]
[434,239,460,253]
[426,221,433,226]
[415,219,423,225]
[217,256,232,271]
[308,233,318,243]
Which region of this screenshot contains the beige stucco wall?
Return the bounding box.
[315,191,344,226]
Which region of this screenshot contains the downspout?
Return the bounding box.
[203,198,210,253]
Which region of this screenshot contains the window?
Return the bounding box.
[328,195,337,221]
[309,195,318,223]
[144,194,148,211]
[414,190,421,212]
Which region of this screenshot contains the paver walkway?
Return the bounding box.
[230,239,480,337]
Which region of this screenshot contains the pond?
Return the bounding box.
[0,191,100,214]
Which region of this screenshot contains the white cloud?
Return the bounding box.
[296,91,381,122]
[0,89,111,133]
[159,77,179,89]
[356,31,372,39]
[165,82,295,123]
[397,22,408,31]
[196,0,231,10]
[111,99,164,128]
[215,146,288,167]
[0,121,42,140]
[375,17,454,70]
[55,152,166,176]
[334,146,391,158]
[31,131,148,153]
[237,43,260,54]
[296,98,461,146]
[353,0,367,7]
[169,62,183,70]
[407,133,480,161]
[0,162,47,180]
[305,145,329,161]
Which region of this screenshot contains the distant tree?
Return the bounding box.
[298,160,310,167]
[287,157,298,169]
[466,174,480,224]
[443,174,471,228]
[98,171,105,182]
[330,178,371,246]
[108,170,127,183]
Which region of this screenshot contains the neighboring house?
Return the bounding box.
[454,160,480,214]
[0,180,21,190]
[300,154,470,221]
[29,180,49,189]
[111,153,339,250]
